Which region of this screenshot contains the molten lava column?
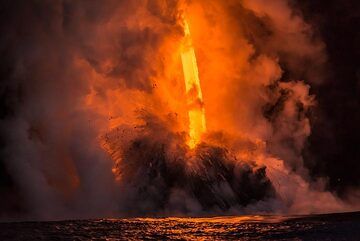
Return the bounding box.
[181,19,206,149]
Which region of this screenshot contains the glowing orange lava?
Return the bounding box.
[181,19,206,149]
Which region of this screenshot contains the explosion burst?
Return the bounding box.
[0,0,358,220]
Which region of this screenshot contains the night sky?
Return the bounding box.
[297,0,359,194]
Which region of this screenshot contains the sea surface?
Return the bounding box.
[1,211,359,240]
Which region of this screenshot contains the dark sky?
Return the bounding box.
[0,0,359,217]
[296,0,360,194]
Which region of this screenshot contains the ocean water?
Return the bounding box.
[1,212,359,240]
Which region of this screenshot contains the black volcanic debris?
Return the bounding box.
[107,125,276,215]
[186,146,275,210]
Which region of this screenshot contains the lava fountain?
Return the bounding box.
[82,2,347,216]
[181,18,206,149]
[99,13,278,215]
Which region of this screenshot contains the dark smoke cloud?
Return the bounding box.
[0,0,180,219]
[0,0,197,220]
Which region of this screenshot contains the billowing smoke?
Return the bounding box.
[0,0,358,220]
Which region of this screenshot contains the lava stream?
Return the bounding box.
[181,19,206,149]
